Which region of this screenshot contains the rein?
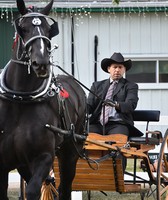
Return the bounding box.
[54,64,115,109]
[54,64,102,100]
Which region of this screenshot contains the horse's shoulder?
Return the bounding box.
[57,74,73,82]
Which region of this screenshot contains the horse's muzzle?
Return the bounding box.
[32,63,50,78]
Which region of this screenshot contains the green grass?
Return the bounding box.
[126,159,144,172]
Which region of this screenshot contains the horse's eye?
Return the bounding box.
[21,27,28,34]
[20,25,24,30]
[48,26,51,33]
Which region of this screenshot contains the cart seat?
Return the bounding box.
[129,110,161,145]
[129,135,161,145]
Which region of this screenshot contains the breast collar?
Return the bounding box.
[0,63,60,103]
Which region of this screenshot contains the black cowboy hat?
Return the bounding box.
[101,52,132,73]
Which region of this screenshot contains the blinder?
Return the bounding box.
[14,17,23,39]
[49,20,59,39]
[13,13,59,40]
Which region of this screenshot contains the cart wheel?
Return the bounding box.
[156,129,168,200]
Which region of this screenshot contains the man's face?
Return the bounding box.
[107,63,126,80]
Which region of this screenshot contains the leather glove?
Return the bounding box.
[103,99,120,109]
[103,99,116,107]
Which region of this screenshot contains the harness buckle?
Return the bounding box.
[47,90,55,97]
[13,95,23,100]
[47,82,61,97]
[70,123,77,142]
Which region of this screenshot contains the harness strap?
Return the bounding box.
[24,35,51,49]
[0,64,55,103]
[83,150,117,170]
[112,157,120,192]
[11,59,30,66]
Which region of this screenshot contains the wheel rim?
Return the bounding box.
[156,129,168,200]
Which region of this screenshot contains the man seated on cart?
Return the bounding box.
[87,52,141,141]
[87,52,142,169]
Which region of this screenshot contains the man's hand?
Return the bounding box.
[103,99,116,107]
[103,99,120,109]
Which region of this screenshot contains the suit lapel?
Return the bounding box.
[99,78,125,99]
[101,79,110,99]
[94,79,110,115]
[112,78,125,97]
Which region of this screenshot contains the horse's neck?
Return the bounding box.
[5,62,43,92]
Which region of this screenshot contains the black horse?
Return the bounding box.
[0,0,86,199]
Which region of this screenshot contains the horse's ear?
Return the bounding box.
[16,0,28,15]
[40,0,54,15]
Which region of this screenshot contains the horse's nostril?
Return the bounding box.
[31,62,48,78]
[32,61,38,68]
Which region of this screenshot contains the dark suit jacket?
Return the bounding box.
[87,77,143,137]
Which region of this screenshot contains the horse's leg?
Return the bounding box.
[58,152,79,200]
[17,166,32,183]
[26,153,53,200]
[0,168,9,200]
[17,166,32,200]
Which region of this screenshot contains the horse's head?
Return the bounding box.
[14,0,59,78]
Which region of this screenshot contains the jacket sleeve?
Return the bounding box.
[117,82,139,113]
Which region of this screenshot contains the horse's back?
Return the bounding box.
[57,74,85,98]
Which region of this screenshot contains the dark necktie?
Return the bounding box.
[100,81,117,125]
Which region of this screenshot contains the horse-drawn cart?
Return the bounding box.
[2,1,168,200]
[39,109,168,200]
